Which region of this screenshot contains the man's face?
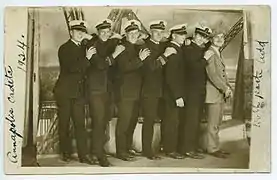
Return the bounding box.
[98,28,112,42]
[70,29,86,43]
[202,36,210,44]
[212,33,225,47]
[194,33,210,45]
[151,29,164,42]
[173,33,187,45]
[126,29,140,44]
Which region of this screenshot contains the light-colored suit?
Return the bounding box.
[204,46,231,153]
[205,46,230,104]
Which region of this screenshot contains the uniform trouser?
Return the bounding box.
[158,99,166,148]
[116,99,139,155]
[56,97,88,159]
[163,100,182,153]
[88,93,110,158]
[142,97,159,156]
[204,102,224,153]
[180,93,205,153]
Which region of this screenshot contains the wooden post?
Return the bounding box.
[232,12,253,122]
[21,7,40,167]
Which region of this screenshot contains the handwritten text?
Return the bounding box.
[17,35,27,72]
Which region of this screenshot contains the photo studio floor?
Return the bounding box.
[37,118,250,169]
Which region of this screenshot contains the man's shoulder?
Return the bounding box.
[59,40,72,51]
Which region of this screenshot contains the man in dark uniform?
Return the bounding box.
[179,25,212,159]
[84,19,123,167]
[163,24,187,159]
[114,20,150,161]
[53,20,95,164]
[140,20,177,160]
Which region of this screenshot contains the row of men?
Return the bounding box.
[53,18,233,167]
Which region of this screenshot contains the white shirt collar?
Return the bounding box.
[170,40,181,47]
[71,39,81,46]
[150,38,159,45]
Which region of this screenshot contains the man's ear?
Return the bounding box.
[69,30,73,37]
[185,38,191,46]
[171,33,176,40]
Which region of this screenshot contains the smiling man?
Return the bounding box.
[140,20,177,160]
[84,19,123,167]
[53,20,95,165]
[179,25,213,159]
[203,31,233,159]
[163,24,188,159]
[113,20,151,161]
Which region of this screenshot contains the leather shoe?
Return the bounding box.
[165,152,185,159]
[79,155,95,165]
[196,148,207,154]
[145,154,162,160]
[61,153,72,162]
[98,156,111,167]
[116,153,136,161]
[219,149,230,155]
[209,151,228,159]
[128,149,141,156]
[185,151,205,159]
[89,154,99,164]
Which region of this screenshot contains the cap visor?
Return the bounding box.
[71,27,87,32]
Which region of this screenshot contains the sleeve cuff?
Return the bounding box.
[157,54,168,66]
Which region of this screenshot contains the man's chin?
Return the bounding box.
[100,38,108,42]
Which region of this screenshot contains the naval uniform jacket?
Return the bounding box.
[163,41,186,105]
[54,39,90,99]
[140,38,168,98]
[85,36,120,95]
[182,42,208,97]
[114,39,144,101]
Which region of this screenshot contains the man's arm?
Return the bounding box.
[89,54,111,70]
[116,50,143,73]
[165,54,184,100]
[206,54,229,93]
[144,45,177,71]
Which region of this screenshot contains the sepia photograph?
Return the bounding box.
[3,5,270,174]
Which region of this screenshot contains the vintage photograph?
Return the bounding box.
[3,5,270,174]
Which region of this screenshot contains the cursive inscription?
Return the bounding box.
[5,65,23,163]
[6,108,23,163]
[5,35,27,164]
[17,35,27,72]
[4,65,15,103]
[252,69,264,128]
[252,40,269,128]
[255,40,269,64]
